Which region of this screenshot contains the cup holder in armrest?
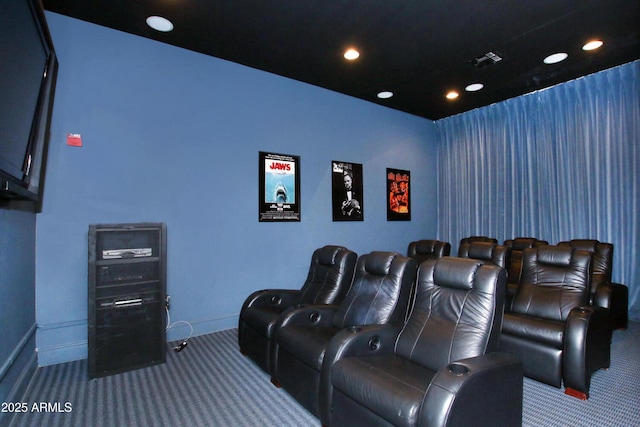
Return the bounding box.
[447,363,470,376]
[309,311,320,323]
[270,295,282,305]
[368,337,380,350]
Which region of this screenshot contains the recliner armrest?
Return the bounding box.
[276,304,341,329]
[420,352,523,427]
[241,289,301,310]
[325,323,402,362]
[563,305,612,397]
[318,324,403,425]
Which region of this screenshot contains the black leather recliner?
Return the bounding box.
[271,251,417,416]
[238,245,357,374]
[499,245,612,399]
[558,239,628,330]
[407,239,451,264]
[503,237,548,309]
[321,257,522,427]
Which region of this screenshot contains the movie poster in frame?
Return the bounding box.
[332,161,364,221]
[259,152,300,222]
[387,168,410,221]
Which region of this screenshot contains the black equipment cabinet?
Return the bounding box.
[88,222,167,378]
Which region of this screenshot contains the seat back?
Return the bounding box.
[557,239,613,296]
[504,237,548,285]
[298,245,357,305]
[332,252,416,329]
[407,239,451,264]
[458,241,511,268]
[395,257,506,371]
[511,246,591,321]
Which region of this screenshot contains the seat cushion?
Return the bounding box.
[277,325,340,370]
[502,312,565,348]
[331,356,436,426]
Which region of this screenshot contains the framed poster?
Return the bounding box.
[332,161,363,221]
[259,152,300,222]
[387,168,410,221]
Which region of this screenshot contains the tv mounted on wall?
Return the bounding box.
[0,0,58,203]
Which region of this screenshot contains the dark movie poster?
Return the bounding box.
[332,161,363,221]
[259,152,301,222]
[387,168,410,221]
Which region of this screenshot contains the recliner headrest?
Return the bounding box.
[364,251,397,276]
[415,240,436,254]
[468,242,495,260]
[512,237,536,251]
[433,257,482,290]
[537,246,573,266]
[318,245,343,265]
[565,239,599,253]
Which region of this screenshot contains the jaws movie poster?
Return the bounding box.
[259,152,301,222]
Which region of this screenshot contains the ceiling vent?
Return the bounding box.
[470,52,503,68]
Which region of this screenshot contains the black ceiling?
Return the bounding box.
[43,0,639,120]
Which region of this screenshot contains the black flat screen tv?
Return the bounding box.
[0,0,58,203]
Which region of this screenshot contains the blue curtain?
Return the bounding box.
[435,60,640,321]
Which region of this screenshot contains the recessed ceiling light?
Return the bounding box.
[446,91,459,100]
[583,40,603,51]
[377,91,393,99]
[465,83,484,92]
[146,16,174,32]
[543,52,568,64]
[344,48,360,60]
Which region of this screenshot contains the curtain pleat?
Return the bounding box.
[435,60,640,320]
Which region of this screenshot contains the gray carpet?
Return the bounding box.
[6,323,640,427]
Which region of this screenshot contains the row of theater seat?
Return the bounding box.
[406,236,627,400]
[237,237,626,425]
[238,247,522,427]
[411,236,628,331]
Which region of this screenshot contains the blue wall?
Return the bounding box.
[0,205,37,412]
[34,13,439,365]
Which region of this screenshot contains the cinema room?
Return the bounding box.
[1,1,638,426]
